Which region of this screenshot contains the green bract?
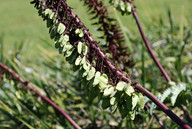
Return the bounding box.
[126,3,132,13]
[93,72,100,86]
[57,23,66,34]
[77,42,83,54]
[75,56,82,66]
[98,74,108,91]
[120,1,125,11]
[124,83,135,96]
[109,0,132,15]
[132,93,139,110]
[75,28,84,37]
[116,81,126,91]
[86,67,96,80]
[110,97,116,105]
[103,86,114,96]
[137,93,145,109]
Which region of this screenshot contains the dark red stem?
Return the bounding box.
[0,62,81,129]
[128,0,171,82]
[182,105,192,123]
[153,113,166,129]
[146,103,166,129]
[127,0,192,127]
[136,85,191,129]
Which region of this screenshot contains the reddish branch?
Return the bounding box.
[127,0,192,125]
[31,0,191,128]
[146,103,166,129]
[127,0,171,82]
[182,105,192,123]
[0,62,81,129]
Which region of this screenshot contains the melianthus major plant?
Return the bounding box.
[0,0,191,128]
[28,0,192,128]
[30,0,145,120]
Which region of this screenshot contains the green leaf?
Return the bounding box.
[129,110,136,120]
[75,56,82,66]
[137,93,144,109]
[62,42,73,53]
[120,104,129,119]
[93,72,101,86]
[116,81,126,91]
[46,19,52,28]
[99,74,108,91]
[57,23,66,34]
[83,62,90,71]
[44,8,52,16]
[160,88,172,102]
[77,42,83,54]
[100,74,108,84]
[63,35,69,42]
[66,51,78,64]
[110,97,116,105]
[102,98,110,109]
[49,12,55,19]
[124,85,135,96]
[82,44,88,55]
[75,29,84,37]
[82,63,91,77]
[54,42,60,49]
[79,31,84,37]
[99,82,107,91]
[126,3,132,13]
[50,28,56,39]
[65,48,74,57]
[132,93,139,110]
[80,56,86,65]
[110,101,118,113]
[58,35,64,43]
[126,96,132,110]
[120,1,125,11]
[103,86,114,97]
[86,67,96,80]
[171,83,186,106]
[75,29,80,34]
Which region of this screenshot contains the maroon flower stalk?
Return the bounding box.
[31,0,191,128]
[126,0,192,124]
[146,103,166,129]
[82,0,134,72]
[181,105,192,123]
[126,0,171,82]
[0,62,81,129]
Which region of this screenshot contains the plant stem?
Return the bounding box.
[127,1,192,127]
[0,62,81,129]
[181,105,192,123]
[135,84,191,129]
[146,103,166,129]
[128,0,171,82]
